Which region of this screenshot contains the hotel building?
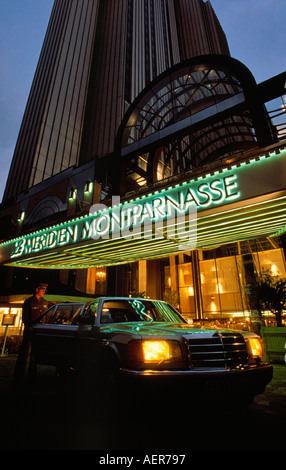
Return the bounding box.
[1,0,286,332]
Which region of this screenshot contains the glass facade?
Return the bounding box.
[102,237,286,324]
[176,239,286,320]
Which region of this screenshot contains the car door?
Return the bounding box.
[76,301,102,367]
[32,303,85,367]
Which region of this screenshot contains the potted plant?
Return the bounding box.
[247,270,286,362]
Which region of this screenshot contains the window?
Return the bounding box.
[100,299,182,324]
[47,303,85,324]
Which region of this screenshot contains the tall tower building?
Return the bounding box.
[1,0,285,317]
[3,0,229,201]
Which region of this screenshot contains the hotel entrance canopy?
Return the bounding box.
[1,144,286,269]
[1,56,286,270]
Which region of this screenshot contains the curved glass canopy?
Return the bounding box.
[119,61,257,189]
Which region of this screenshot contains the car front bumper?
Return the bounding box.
[120,363,273,398]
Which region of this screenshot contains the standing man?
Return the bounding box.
[13,283,49,386]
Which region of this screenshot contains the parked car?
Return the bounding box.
[31,297,273,408]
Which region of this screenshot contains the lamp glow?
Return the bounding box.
[142,341,170,362]
[248,337,263,358]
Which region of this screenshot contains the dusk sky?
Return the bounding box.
[0,0,285,200]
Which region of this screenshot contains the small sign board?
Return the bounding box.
[2,314,16,326]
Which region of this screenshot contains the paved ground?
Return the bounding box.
[0,355,285,453]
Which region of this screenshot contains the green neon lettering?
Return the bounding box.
[7,172,242,262]
[57,228,68,245]
[223,175,239,200]
[110,208,122,237]
[131,204,143,224]
[24,237,34,253]
[67,224,78,242]
[196,183,211,206]
[33,235,45,252]
[209,178,224,202]
[95,214,110,236]
[120,207,132,230]
[165,195,185,215]
[10,239,25,258]
[153,197,166,219]
[141,203,153,221]
[47,230,57,248]
[184,188,200,207]
[82,220,95,239]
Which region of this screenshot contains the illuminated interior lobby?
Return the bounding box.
[1,54,286,327]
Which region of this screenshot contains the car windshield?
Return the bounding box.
[100,299,184,324]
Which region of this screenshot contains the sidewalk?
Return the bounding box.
[250,362,286,415]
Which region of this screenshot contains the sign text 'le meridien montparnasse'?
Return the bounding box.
[4,149,286,262]
[10,173,239,259]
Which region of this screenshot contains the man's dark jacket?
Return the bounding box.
[22,295,49,326]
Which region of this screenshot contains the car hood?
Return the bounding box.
[100,321,243,338]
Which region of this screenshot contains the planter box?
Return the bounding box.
[261,327,286,363]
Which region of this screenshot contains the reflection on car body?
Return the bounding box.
[31,297,273,407]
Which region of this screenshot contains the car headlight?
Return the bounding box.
[128,339,183,367]
[246,337,264,360]
[142,340,181,363]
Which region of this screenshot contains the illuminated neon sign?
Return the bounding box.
[8,172,239,260]
[3,148,286,266]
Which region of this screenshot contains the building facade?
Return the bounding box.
[1,0,286,332]
[3,0,229,200]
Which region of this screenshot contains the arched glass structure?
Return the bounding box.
[116,56,273,192]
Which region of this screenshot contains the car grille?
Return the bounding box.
[187,332,248,369]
